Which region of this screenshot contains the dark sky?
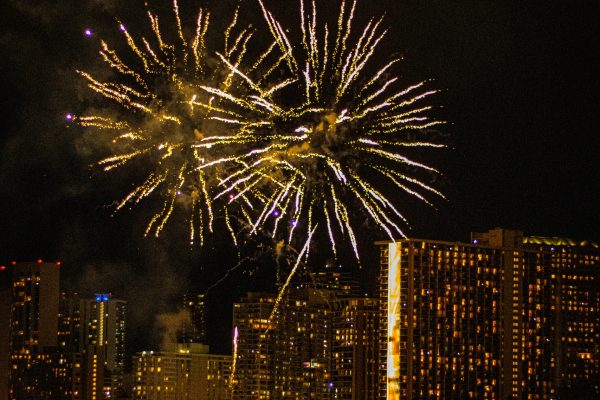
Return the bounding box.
[1,0,599,356]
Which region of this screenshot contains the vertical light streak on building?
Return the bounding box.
[387,243,402,400]
[98,301,105,346]
[229,326,239,393]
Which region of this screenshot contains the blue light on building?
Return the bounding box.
[96,294,110,302]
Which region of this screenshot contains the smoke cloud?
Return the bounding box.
[154,309,192,351]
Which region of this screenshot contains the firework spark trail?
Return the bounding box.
[262,226,316,340]
[202,254,260,296]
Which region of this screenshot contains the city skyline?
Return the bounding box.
[2,229,598,399]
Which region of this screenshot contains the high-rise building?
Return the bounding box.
[272,288,335,399]
[58,291,82,353]
[80,293,127,398]
[6,260,66,399]
[133,343,231,400]
[523,236,600,398]
[378,228,600,400]
[232,292,277,400]
[180,293,207,344]
[232,267,379,400]
[332,297,379,400]
[311,263,361,297]
[58,291,91,400]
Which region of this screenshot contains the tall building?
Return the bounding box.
[133,343,231,400]
[6,260,66,399]
[332,297,379,400]
[57,291,90,400]
[58,291,82,353]
[523,236,600,398]
[310,263,360,297]
[378,228,600,400]
[180,293,207,344]
[232,292,277,400]
[272,288,335,399]
[80,293,127,398]
[232,267,379,400]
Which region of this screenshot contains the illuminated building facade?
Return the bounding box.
[58,291,82,353]
[80,293,127,398]
[133,343,231,400]
[232,268,379,400]
[378,228,600,400]
[0,263,128,400]
[6,261,65,399]
[272,288,334,399]
[232,293,277,400]
[332,297,379,400]
[523,236,600,397]
[57,292,83,399]
[58,291,103,400]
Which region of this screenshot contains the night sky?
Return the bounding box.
[1,0,598,357]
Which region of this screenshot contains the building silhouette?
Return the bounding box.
[181,293,208,344]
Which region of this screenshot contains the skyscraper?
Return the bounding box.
[57,291,87,400]
[523,236,600,398]
[232,292,277,400]
[332,297,379,399]
[232,267,379,400]
[58,291,82,353]
[378,228,600,400]
[6,261,64,399]
[80,293,127,398]
[181,293,207,344]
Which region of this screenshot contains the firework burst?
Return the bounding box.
[75,0,445,258]
[200,0,446,259]
[73,0,266,245]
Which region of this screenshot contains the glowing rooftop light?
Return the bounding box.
[84,29,93,37]
[96,294,110,302]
